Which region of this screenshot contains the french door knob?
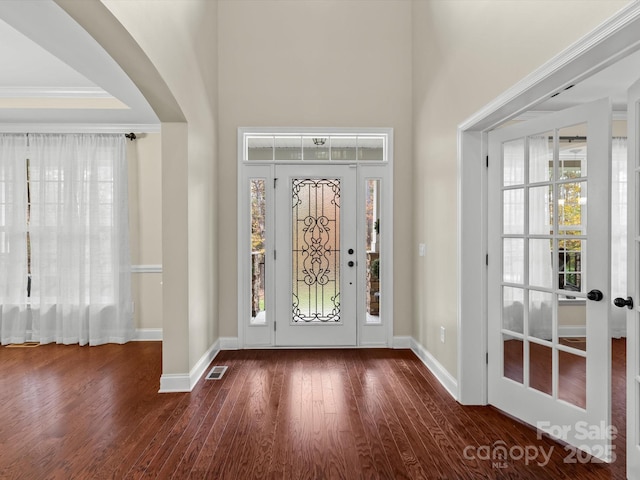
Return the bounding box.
[587,289,604,302]
[614,296,634,309]
[348,261,355,267]
[348,248,354,255]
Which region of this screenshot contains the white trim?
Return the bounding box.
[131,264,162,274]
[557,325,587,338]
[133,328,162,341]
[158,373,190,393]
[410,337,459,401]
[220,337,239,350]
[0,86,113,99]
[0,124,160,134]
[159,339,221,393]
[515,110,628,122]
[457,3,640,406]
[392,336,412,349]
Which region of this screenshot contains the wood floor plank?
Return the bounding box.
[188,352,261,479]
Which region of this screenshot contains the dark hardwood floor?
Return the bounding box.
[0,340,627,479]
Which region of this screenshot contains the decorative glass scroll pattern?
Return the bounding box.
[292,178,341,323]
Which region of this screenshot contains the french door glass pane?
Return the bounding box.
[529,342,553,396]
[529,239,553,289]
[558,181,586,233]
[503,189,524,234]
[529,132,553,183]
[503,335,524,384]
[559,239,583,295]
[529,185,552,235]
[558,124,587,178]
[503,138,525,186]
[292,178,341,323]
[503,238,524,284]
[529,290,553,341]
[503,286,524,334]
[558,350,587,409]
[558,301,587,351]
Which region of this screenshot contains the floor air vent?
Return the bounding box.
[206,366,228,380]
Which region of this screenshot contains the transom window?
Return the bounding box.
[243,134,387,162]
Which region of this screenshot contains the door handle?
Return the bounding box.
[614,296,634,309]
[348,261,355,267]
[587,289,603,302]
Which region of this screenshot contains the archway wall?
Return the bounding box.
[56,0,219,378]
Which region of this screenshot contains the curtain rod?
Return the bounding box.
[16,132,138,140]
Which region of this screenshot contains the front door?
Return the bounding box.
[274,164,357,346]
[488,98,613,460]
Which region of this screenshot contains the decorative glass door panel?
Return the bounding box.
[275,165,357,346]
[488,98,612,461]
[292,179,341,323]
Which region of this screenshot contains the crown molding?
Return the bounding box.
[0,123,160,134]
[0,86,112,99]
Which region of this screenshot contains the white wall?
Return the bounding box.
[102,0,219,374]
[412,0,631,378]
[217,0,414,339]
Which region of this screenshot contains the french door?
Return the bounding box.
[626,78,640,478]
[274,165,357,346]
[488,98,613,460]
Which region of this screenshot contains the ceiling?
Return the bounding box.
[0,0,158,127]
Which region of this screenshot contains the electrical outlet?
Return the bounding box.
[440,326,445,343]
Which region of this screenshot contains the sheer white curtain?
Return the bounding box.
[0,135,29,344]
[27,134,133,345]
[611,137,627,338]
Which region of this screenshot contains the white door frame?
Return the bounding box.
[458,3,640,405]
[237,127,394,349]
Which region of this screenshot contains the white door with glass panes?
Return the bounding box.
[626,78,640,479]
[240,130,392,348]
[274,164,357,346]
[488,98,612,461]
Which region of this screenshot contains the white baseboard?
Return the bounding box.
[392,336,412,349]
[557,325,586,338]
[410,337,458,401]
[158,373,191,393]
[133,328,162,341]
[220,337,239,350]
[159,338,221,393]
